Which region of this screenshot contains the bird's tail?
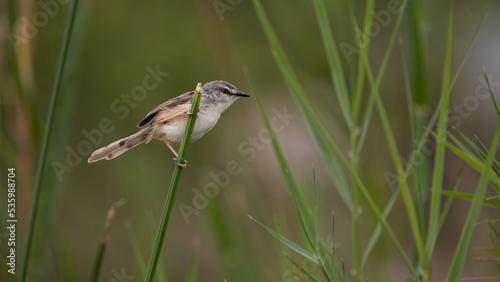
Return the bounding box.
[88,127,152,163]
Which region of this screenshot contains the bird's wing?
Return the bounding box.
[137,91,194,127]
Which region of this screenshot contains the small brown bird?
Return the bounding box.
[88,80,249,166]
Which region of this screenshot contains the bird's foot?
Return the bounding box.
[173,158,188,168]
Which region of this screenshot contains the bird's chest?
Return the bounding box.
[155,109,220,143]
[191,110,220,140]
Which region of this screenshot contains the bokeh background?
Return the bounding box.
[2,0,500,281]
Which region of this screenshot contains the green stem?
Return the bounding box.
[351,128,361,281]
[425,2,454,270]
[145,83,202,281]
[20,1,80,280]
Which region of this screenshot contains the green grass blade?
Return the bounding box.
[311,0,352,128]
[20,1,80,280]
[249,216,319,264]
[453,129,488,159]
[480,220,500,226]
[360,186,401,268]
[488,228,500,272]
[445,141,500,188]
[488,226,500,259]
[451,130,500,175]
[426,2,455,263]
[449,14,487,90]
[439,168,464,228]
[145,83,202,281]
[251,0,353,211]
[484,69,500,119]
[252,88,316,243]
[355,90,375,154]
[474,136,500,172]
[446,123,500,279]
[442,190,498,207]
[351,0,375,124]
[286,255,320,282]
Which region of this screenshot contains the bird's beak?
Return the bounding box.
[234,91,250,97]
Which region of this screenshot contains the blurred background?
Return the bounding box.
[2,0,500,281]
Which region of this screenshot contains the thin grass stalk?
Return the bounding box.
[438,167,464,228]
[90,199,125,282]
[311,0,352,128]
[145,83,202,281]
[425,2,455,266]
[20,1,80,280]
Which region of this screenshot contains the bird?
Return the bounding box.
[87,80,250,167]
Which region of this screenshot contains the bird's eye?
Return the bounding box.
[222,88,229,94]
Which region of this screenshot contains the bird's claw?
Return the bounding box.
[173,158,188,168]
